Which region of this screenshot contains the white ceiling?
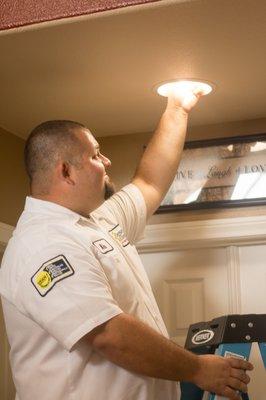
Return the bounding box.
[0,0,266,139]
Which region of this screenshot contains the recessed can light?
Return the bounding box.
[156,79,215,97]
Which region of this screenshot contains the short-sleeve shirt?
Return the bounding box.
[0,184,179,400]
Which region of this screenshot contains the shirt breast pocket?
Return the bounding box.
[97,251,138,311]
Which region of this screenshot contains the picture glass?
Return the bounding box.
[160,135,266,210]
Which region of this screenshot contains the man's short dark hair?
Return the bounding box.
[24,120,86,187]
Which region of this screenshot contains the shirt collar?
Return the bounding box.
[24,196,89,224]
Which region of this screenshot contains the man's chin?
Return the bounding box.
[104,180,116,200]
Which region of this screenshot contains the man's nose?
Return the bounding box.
[101,154,111,168]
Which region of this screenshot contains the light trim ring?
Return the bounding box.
[156,79,215,97]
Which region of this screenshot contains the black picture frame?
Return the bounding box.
[157,133,266,213]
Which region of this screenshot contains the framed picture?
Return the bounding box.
[158,133,266,213]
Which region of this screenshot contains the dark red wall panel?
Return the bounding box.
[0,0,161,31]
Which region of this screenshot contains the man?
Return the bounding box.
[0,89,252,400]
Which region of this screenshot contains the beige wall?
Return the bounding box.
[98,131,151,189]
[0,127,28,227]
[98,118,266,224]
[1,117,266,227]
[98,117,266,188]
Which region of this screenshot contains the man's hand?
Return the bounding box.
[192,354,253,400]
[166,87,203,113]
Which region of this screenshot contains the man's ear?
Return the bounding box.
[59,162,75,185]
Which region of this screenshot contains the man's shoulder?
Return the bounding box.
[8,212,80,261]
[92,184,144,219]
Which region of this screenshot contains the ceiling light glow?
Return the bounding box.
[156,79,214,97]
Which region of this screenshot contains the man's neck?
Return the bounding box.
[30,191,96,219]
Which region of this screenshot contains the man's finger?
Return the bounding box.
[227,357,253,370]
[228,377,248,393]
[223,386,242,400]
[193,87,204,97]
[230,367,250,384]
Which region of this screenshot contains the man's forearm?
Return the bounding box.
[90,312,199,382]
[133,107,189,217]
[88,313,253,397]
[135,107,188,194]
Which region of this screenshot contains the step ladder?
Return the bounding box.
[180,314,266,400]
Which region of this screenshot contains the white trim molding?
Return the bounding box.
[137,215,266,253]
[226,246,242,314]
[0,222,14,251]
[2,216,266,253]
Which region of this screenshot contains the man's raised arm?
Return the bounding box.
[133,90,201,219]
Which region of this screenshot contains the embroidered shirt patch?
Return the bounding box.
[109,224,129,247]
[31,255,74,297]
[93,239,114,254]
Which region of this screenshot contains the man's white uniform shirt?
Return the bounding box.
[0,184,179,400]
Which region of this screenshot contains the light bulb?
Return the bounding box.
[156,79,214,97]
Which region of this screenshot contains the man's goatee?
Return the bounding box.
[104,180,116,200]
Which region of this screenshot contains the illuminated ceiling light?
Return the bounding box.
[156,79,214,97]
